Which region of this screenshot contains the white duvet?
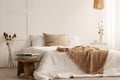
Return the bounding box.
[22,46,120,80]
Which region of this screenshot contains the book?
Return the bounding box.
[16,53,39,56]
[16,55,38,59]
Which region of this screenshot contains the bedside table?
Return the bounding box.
[15,57,39,79]
[90,42,109,49]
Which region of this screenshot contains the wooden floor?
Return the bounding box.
[0,68,27,80]
[0,68,120,80]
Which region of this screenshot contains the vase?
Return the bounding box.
[7,41,15,68]
[99,34,103,43]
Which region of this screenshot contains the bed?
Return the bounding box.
[21,33,120,80]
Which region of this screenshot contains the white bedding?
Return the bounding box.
[22,46,120,80]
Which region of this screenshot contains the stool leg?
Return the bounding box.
[23,63,29,79]
[23,63,35,79]
[17,62,23,76]
[29,63,35,76]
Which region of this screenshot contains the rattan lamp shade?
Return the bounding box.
[93,0,104,10]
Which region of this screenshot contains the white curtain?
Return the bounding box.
[104,0,115,49]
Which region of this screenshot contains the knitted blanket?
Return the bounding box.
[57,46,108,74]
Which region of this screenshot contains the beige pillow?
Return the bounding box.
[43,33,69,46]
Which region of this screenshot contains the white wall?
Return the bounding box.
[0,0,113,67]
[115,0,120,50]
[28,0,101,44]
[0,0,30,67]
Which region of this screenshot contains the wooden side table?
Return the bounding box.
[15,57,39,79]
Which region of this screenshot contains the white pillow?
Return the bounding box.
[30,35,44,47]
[69,35,81,46]
[30,34,80,47]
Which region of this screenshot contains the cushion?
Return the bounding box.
[30,35,44,47]
[43,33,69,46]
[69,35,81,46]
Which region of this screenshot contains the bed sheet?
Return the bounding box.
[22,46,120,80]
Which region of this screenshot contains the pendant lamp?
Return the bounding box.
[93,0,104,10]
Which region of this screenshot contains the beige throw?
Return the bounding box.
[57,46,108,74]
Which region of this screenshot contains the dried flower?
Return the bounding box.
[3,32,17,45]
[98,20,104,35]
[12,34,16,38]
[98,20,104,42]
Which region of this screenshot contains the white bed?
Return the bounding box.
[22,46,120,80]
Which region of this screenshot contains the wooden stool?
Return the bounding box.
[15,57,39,79]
